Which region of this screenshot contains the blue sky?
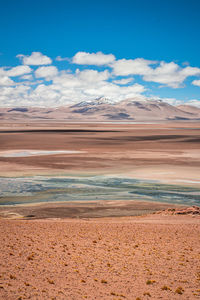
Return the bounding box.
[0,0,200,107]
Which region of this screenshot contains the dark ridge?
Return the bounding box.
[168,116,190,120]
[0,129,120,134]
[181,138,200,143]
[97,135,190,142]
[149,104,160,109]
[103,113,133,120]
[72,108,91,113]
[137,106,151,111]
[8,108,28,112]
[72,107,106,115]
[31,116,51,119]
[126,102,151,110]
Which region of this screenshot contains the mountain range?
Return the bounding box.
[0,98,200,122]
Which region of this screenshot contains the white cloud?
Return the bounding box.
[6,65,32,77]
[143,63,200,88]
[17,52,52,65]
[52,69,110,89]
[143,62,181,88]
[56,56,69,62]
[112,58,156,76]
[19,79,44,86]
[181,66,200,76]
[0,85,31,106]
[20,74,33,80]
[72,51,115,66]
[82,82,145,100]
[0,76,14,86]
[35,66,58,79]
[112,77,134,85]
[0,65,32,78]
[112,59,200,88]
[76,69,110,82]
[31,84,61,103]
[192,79,200,87]
[49,69,145,103]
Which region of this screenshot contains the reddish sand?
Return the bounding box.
[0,215,200,300]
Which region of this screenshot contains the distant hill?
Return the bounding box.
[0,97,199,122]
[177,105,200,118]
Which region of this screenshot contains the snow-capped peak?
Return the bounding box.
[71,97,114,108]
[94,97,115,105]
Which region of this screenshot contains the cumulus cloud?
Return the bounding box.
[0,85,31,106]
[0,65,32,77]
[52,69,110,88]
[76,69,110,82]
[112,77,134,85]
[20,74,33,80]
[31,84,61,104]
[0,76,14,86]
[84,82,145,100]
[56,56,70,62]
[192,79,200,87]
[17,52,52,65]
[35,66,58,79]
[45,68,145,103]
[72,51,115,66]
[143,62,200,88]
[112,58,156,76]
[112,59,200,88]
[6,65,32,77]
[0,65,32,87]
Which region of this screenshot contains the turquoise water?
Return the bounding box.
[0,176,199,206]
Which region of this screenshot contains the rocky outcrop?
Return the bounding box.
[158,206,200,215]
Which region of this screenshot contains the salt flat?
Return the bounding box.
[0,149,84,157]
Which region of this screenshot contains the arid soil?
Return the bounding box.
[0,122,200,185]
[0,215,200,300]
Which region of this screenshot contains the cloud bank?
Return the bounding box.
[0,51,199,107]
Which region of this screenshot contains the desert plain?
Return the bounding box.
[0,121,200,299]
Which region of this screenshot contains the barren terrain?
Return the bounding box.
[0,121,200,299]
[0,215,200,300]
[0,122,200,185]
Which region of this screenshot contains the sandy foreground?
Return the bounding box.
[0,214,200,300]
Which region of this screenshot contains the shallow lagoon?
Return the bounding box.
[0,176,199,206]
